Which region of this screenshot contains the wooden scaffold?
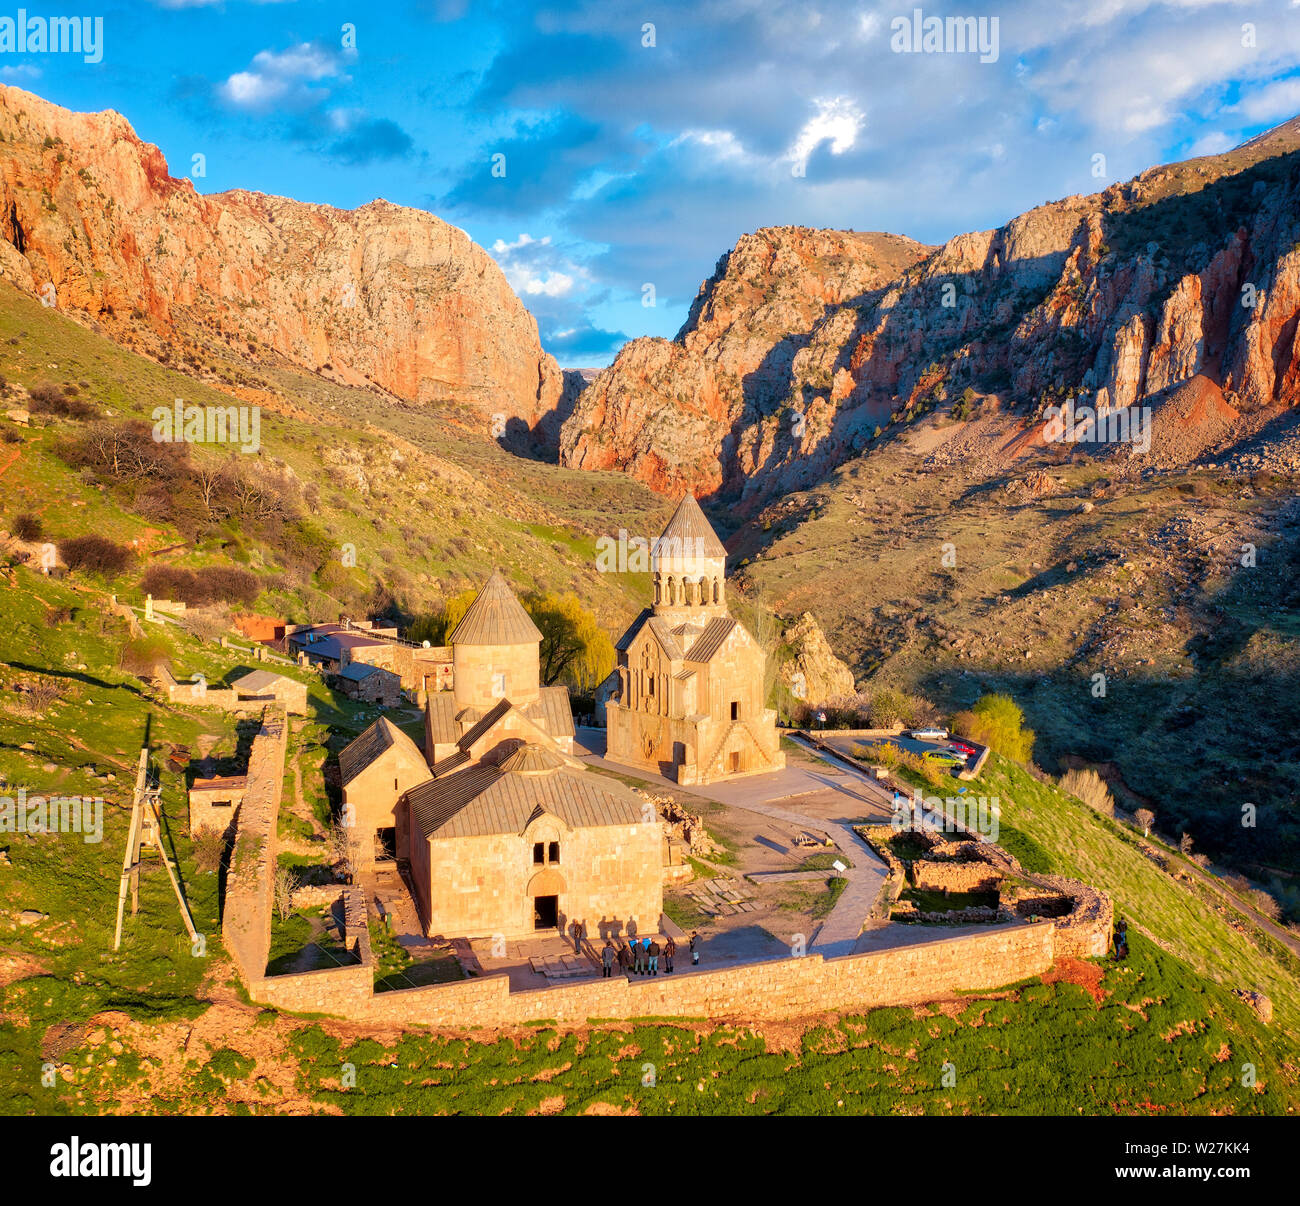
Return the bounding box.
[112,725,198,951]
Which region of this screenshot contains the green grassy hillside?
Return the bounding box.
[0,279,661,630]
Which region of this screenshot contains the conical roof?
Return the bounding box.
[657,494,727,560]
[498,742,566,775]
[449,571,542,646]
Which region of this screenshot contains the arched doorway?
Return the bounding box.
[527,868,566,931]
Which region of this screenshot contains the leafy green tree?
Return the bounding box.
[957,693,1035,762]
[525,592,614,689]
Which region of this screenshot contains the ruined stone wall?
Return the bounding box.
[911,860,1002,894]
[219,710,287,985]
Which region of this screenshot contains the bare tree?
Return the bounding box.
[1135,808,1155,838]
[194,459,232,521]
[272,864,297,922]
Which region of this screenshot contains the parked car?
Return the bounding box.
[923,749,967,768]
[948,740,977,756]
[907,727,949,741]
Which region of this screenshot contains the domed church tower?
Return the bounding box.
[652,493,729,623]
[605,494,785,785]
[448,569,542,712]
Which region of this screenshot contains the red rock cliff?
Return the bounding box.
[0,85,566,429]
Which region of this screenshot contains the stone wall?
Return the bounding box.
[253,915,1057,1027]
[219,709,287,985]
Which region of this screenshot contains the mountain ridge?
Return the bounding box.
[0,84,572,434]
[560,117,1300,508]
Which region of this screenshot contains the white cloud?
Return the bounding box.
[1186,130,1236,156]
[0,64,40,81]
[787,96,865,174]
[218,43,345,112]
[1227,76,1300,124]
[491,233,581,298]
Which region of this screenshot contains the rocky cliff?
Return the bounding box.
[0,85,567,430]
[559,226,931,497]
[778,611,856,706]
[561,119,1300,508]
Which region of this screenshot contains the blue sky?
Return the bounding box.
[3,0,1300,367]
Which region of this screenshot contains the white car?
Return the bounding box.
[906,727,949,741]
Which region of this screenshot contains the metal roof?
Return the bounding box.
[231,668,292,693]
[448,570,542,646]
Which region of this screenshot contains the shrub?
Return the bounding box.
[120,634,171,676]
[192,827,227,875]
[12,512,42,541]
[1059,767,1115,817]
[59,534,133,575]
[27,381,97,419]
[141,564,259,607]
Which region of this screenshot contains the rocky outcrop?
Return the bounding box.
[0,85,566,431]
[559,226,932,496]
[779,611,855,705]
[561,119,1300,508]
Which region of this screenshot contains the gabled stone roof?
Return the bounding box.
[524,685,575,738]
[339,716,421,786]
[657,493,727,560]
[405,750,646,840]
[448,570,542,647]
[685,616,737,663]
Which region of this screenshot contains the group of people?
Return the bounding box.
[601,931,701,977]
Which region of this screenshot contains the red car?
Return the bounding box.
[948,740,976,757]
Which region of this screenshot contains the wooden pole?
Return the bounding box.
[111,749,148,951]
[144,791,198,944]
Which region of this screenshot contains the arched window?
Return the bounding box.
[653,576,661,604]
[712,578,720,603]
[667,577,676,604]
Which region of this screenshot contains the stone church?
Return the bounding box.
[604,494,785,785]
[339,570,662,941]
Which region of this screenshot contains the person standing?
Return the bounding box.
[648,938,660,976]
[601,940,614,978]
[664,936,675,974]
[616,941,629,976]
[633,938,644,975]
[690,931,700,965]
